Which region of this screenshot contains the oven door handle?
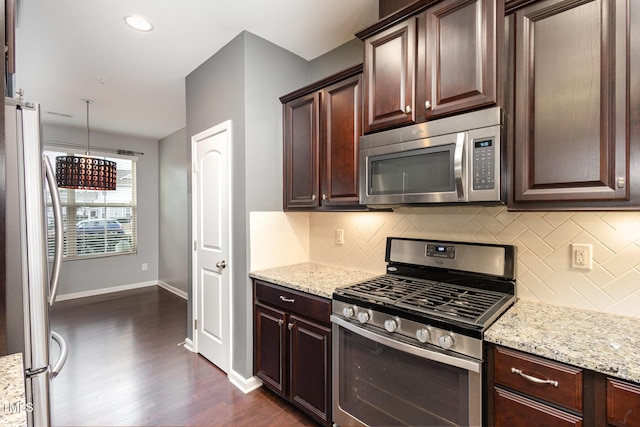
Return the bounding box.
[331,315,481,374]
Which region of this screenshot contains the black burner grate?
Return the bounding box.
[338,275,510,325]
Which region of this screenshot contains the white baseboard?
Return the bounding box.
[55,280,158,301]
[158,281,188,299]
[183,338,195,353]
[228,370,263,394]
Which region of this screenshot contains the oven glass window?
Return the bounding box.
[337,327,472,426]
[368,145,455,195]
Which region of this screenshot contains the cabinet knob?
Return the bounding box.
[311,194,316,201]
[617,177,625,189]
[278,319,284,326]
[425,100,431,110]
[405,105,412,114]
[322,194,327,200]
[288,322,295,330]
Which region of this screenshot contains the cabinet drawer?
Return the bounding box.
[607,378,640,426]
[495,387,583,427]
[254,280,331,325]
[494,346,583,413]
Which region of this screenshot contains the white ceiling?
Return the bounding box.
[14,0,379,140]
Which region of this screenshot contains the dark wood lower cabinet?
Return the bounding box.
[488,343,640,427]
[253,280,332,426]
[289,315,331,423]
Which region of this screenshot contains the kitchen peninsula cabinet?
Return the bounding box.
[281,65,363,210]
[357,0,500,133]
[507,0,637,209]
[253,279,332,426]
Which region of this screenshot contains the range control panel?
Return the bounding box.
[426,244,456,259]
[472,138,495,190]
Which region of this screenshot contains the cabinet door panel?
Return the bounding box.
[495,387,583,427]
[363,19,415,133]
[289,315,331,425]
[512,0,628,203]
[418,0,497,119]
[322,74,362,206]
[283,92,320,208]
[607,378,640,427]
[254,302,286,397]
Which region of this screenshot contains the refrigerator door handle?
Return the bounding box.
[44,156,63,305]
[50,330,68,378]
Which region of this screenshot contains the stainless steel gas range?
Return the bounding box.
[331,237,516,427]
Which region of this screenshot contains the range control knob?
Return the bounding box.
[384,319,398,332]
[416,328,430,343]
[357,311,370,324]
[342,307,355,318]
[438,334,454,350]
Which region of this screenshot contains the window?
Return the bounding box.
[44,149,137,260]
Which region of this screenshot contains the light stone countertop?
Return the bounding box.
[249,262,379,299]
[485,299,640,383]
[0,353,27,427]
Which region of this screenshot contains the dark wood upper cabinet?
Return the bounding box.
[359,0,500,133]
[322,74,362,207]
[281,65,363,210]
[283,92,321,209]
[362,19,416,133]
[508,0,632,208]
[416,0,499,120]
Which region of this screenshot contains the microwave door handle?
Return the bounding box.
[453,132,466,200]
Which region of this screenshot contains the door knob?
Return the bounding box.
[216,260,227,269]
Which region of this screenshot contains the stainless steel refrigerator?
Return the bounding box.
[5,97,68,427]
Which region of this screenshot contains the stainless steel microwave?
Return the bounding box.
[359,107,504,207]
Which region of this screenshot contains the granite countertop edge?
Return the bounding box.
[485,299,640,384]
[249,262,380,299]
[0,353,27,427]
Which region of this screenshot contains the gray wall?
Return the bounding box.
[158,128,188,294]
[43,124,159,296]
[307,38,363,81]
[185,31,309,378]
[184,32,362,379]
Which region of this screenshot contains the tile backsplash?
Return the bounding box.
[250,207,640,318]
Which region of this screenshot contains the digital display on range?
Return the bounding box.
[426,244,456,259]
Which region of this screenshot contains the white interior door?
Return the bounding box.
[192,120,232,373]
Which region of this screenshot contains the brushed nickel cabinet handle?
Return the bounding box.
[280,296,295,303]
[511,368,558,387]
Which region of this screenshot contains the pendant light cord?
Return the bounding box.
[82,99,94,156]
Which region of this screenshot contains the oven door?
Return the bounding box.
[331,316,482,427]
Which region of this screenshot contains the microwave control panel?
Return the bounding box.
[472,138,495,190]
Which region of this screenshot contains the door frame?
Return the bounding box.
[190,120,233,371]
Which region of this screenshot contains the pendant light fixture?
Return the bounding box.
[56,99,117,190]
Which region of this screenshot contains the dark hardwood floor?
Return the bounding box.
[50,286,317,427]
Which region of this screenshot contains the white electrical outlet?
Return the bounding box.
[335,229,345,245]
[571,243,593,270]
[142,263,148,271]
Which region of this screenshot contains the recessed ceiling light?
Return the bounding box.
[124,15,154,32]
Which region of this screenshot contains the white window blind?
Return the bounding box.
[44,149,137,260]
